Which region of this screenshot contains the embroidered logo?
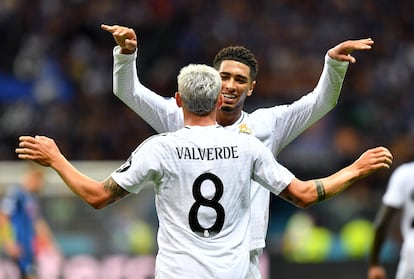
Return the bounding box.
[239,123,252,134]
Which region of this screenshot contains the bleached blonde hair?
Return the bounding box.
[177,64,222,115]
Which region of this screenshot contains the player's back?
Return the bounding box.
[153,125,260,278]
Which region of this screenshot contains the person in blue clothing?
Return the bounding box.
[0,162,57,279]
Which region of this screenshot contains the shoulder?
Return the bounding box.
[247,105,285,116]
[4,184,23,196]
[245,105,290,124]
[132,133,170,154]
[237,131,267,150]
[391,162,414,178]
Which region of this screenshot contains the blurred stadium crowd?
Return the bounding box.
[1,0,414,266]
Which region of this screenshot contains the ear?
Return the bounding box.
[247,80,256,97]
[175,92,182,107]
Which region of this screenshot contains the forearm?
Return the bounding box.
[50,154,109,208]
[369,205,396,266]
[112,46,181,133]
[275,56,349,153]
[369,232,385,266]
[313,55,349,111]
[318,164,359,199]
[283,165,360,208]
[113,46,138,103]
[35,219,60,251]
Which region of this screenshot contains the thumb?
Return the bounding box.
[125,39,137,49]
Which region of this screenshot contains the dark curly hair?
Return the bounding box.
[212,46,259,80]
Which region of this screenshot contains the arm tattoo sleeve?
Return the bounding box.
[315,180,326,202]
[103,177,130,206]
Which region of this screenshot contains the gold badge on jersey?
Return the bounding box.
[239,123,252,134]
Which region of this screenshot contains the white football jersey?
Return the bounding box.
[111,125,294,278]
[112,45,348,251]
[382,162,414,256]
[382,162,414,242]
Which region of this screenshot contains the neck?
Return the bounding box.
[183,111,218,127]
[216,109,242,126]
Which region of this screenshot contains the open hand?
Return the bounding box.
[328,38,374,63]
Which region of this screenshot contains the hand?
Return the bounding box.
[368,266,387,279]
[327,38,374,63]
[101,24,137,54]
[3,241,22,260]
[16,136,62,167]
[352,146,393,178]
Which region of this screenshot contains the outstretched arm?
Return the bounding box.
[102,24,182,133]
[279,146,392,208]
[273,38,374,154]
[15,136,130,209]
[367,204,398,279]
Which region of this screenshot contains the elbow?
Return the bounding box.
[295,198,315,209]
[283,182,318,209]
[280,189,315,209]
[84,196,109,210]
[89,201,105,210]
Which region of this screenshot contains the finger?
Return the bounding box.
[114,29,131,37]
[18,136,36,143]
[375,155,393,168]
[17,153,31,160]
[372,147,393,160]
[18,140,38,150]
[17,153,40,162]
[358,44,372,50]
[101,24,116,33]
[125,39,137,49]
[15,146,37,155]
[360,38,374,45]
[339,54,356,63]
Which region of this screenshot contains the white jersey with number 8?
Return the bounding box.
[111,125,294,278]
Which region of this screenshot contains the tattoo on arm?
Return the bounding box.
[315,180,326,202]
[103,177,130,206]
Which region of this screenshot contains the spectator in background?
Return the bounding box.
[368,162,414,279]
[0,162,60,279]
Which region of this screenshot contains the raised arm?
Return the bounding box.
[279,146,392,208]
[273,38,374,154]
[15,136,130,209]
[102,24,183,133]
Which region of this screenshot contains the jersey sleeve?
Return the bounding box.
[250,138,295,195]
[110,136,162,194]
[112,46,184,133]
[268,54,349,154]
[382,164,412,208]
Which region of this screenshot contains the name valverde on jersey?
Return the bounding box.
[175,146,239,160]
[110,126,295,278]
